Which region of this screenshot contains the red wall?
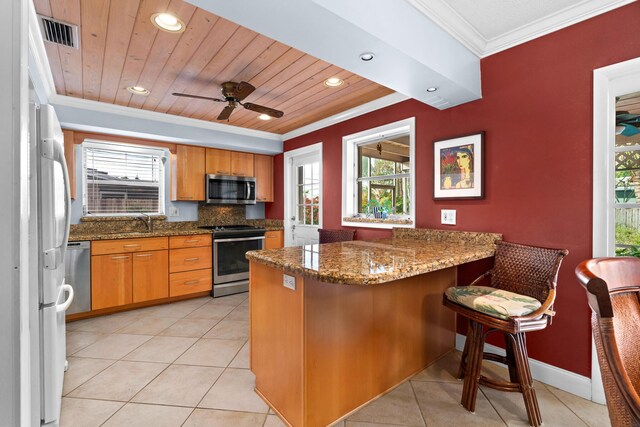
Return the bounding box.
[266,2,640,377]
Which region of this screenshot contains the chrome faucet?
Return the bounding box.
[137,213,153,232]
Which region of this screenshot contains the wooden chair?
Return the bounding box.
[443,241,568,427]
[318,228,355,244]
[575,257,640,427]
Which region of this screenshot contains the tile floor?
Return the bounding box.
[63,293,610,427]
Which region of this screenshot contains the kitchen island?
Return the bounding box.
[246,228,501,427]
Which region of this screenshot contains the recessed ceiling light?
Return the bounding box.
[359,52,375,61]
[127,86,150,95]
[324,77,344,87]
[426,87,438,92]
[151,12,185,33]
[258,114,271,121]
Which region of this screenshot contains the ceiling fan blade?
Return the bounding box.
[233,81,256,101]
[242,102,284,118]
[172,92,226,102]
[217,105,236,121]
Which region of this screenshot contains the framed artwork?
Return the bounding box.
[433,132,484,200]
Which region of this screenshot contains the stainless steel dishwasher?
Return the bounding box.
[64,241,91,315]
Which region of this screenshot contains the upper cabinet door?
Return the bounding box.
[206,148,231,175]
[231,151,255,177]
[172,145,205,201]
[254,154,274,202]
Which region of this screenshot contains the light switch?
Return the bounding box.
[283,274,296,290]
[169,206,179,217]
[441,209,456,225]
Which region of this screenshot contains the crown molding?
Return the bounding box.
[50,94,283,142]
[406,0,635,58]
[282,92,409,141]
[405,0,485,57]
[27,1,56,102]
[483,0,636,56]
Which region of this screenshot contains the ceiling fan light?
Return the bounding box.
[151,13,185,33]
[324,77,344,87]
[359,52,375,61]
[258,114,271,121]
[127,86,150,95]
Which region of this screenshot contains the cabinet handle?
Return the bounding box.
[111,255,129,260]
[135,253,153,258]
[216,170,228,174]
[184,239,200,243]
[123,244,141,248]
[184,280,200,285]
[184,257,200,262]
[182,196,193,199]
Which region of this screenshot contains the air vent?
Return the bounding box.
[38,15,79,49]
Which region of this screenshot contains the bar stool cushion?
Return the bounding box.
[445,286,541,320]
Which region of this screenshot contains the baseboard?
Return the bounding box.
[455,333,592,400]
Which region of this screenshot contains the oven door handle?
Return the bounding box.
[214,236,265,243]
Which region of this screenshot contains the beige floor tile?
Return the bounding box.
[67,360,167,401]
[123,336,198,363]
[186,303,236,320]
[73,333,152,360]
[136,298,211,318]
[59,397,123,427]
[116,316,179,335]
[132,364,223,407]
[411,381,504,426]
[481,382,588,426]
[203,319,249,340]
[174,338,245,367]
[199,368,269,413]
[66,312,139,334]
[183,408,266,427]
[158,318,221,338]
[347,382,425,426]
[545,385,611,427]
[63,357,115,395]
[102,403,193,427]
[225,305,250,321]
[345,422,406,427]
[229,341,250,369]
[264,414,288,427]
[412,350,462,383]
[65,331,107,355]
[210,292,248,307]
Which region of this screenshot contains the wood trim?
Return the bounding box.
[63,129,76,200]
[71,130,178,154]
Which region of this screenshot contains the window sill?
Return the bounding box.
[80,215,167,222]
[342,216,414,229]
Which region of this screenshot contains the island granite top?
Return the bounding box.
[246,228,502,285]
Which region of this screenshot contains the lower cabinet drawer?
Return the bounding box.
[170,269,212,297]
[170,246,212,273]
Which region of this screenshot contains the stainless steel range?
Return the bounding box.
[199,225,266,297]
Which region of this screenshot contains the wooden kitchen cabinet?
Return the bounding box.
[169,235,212,297]
[231,151,254,177]
[264,230,284,249]
[254,154,274,202]
[132,251,169,303]
[170,246,212,273]
[91,253,133,310]
[205,148,231,175]
[172,145,205,201]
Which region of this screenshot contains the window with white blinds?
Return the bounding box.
[83,141,165,216]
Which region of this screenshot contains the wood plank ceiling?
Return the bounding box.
[34,0,394,134]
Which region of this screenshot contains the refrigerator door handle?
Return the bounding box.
[42,138,71,270]
[56,284,74,313]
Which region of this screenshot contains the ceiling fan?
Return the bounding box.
[172,81,284,121]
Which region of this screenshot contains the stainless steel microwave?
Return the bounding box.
[205,174,256,204]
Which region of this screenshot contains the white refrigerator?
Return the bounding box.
[32,102,74,426]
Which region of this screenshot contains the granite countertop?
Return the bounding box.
[246,228,501,285]
[69,228,213,242]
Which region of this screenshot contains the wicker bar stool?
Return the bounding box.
[443,241,568,427]
[575,258,640,427]
[318,228,355,244]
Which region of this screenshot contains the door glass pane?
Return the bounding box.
[295,161,321,224]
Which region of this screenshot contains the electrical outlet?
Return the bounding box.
[441,209,456,225]
[169,206,179,217]
[283,274,296,290]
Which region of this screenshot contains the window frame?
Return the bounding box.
[341,117,415,229]
[82,139,166,217]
